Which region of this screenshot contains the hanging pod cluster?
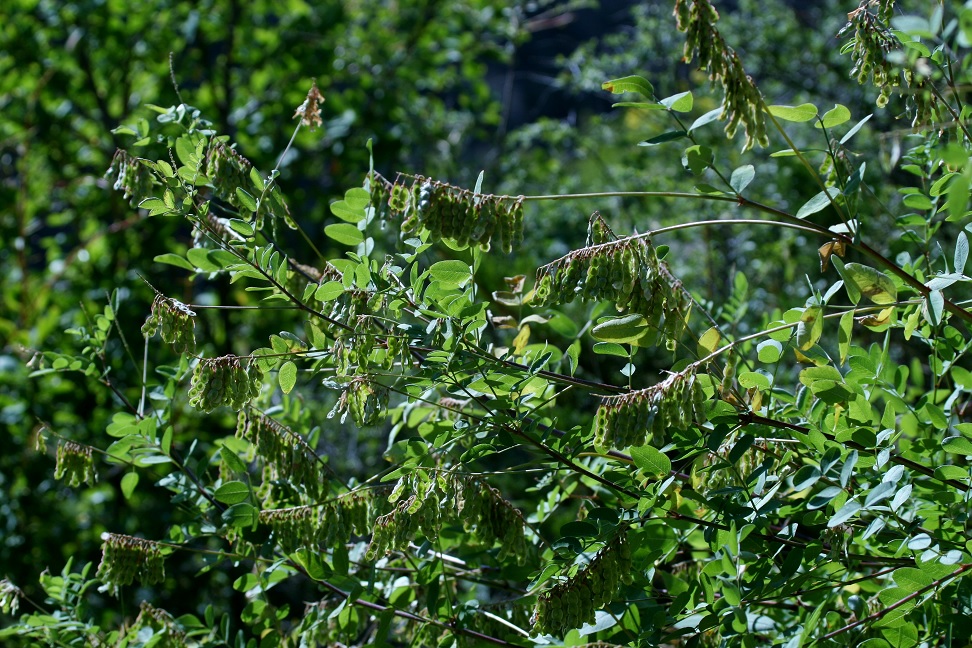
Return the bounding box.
[673,0,767,149]
[837,2,921,113]
[130,602,188,647]
[236,411,329,501]
[259,494,371,554]
[370,173,524,252]
[338,377,389,427]
[593,367,708,449]
[366,471,530,563]
[533,238,692,350]
[96,533,165,591]
[444,471,531,565]
[532,533,634,636]
[189,355,264,412]
[204,140,295,229]
[105,149,155,207]
[141,293,196,354]
[54,440,97,487]
[692,438,767,494]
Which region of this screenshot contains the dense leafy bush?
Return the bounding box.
[7,1,972,646]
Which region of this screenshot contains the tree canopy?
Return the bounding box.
[4,1,972,647]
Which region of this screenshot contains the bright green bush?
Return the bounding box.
[7,1,972,646]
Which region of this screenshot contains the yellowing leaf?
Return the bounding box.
[796,305,823,350]
[841,263,896,304]
[818,239,846,272]
[697,326,722,357]
[601,75,654,99]
[512,324,531,355]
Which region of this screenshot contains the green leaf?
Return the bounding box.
[330,200,366,223]
[215,482,252,506]
[791,465,821,491]
[593,342,628,357]
[730,165,755,194]
[121,472,139,499]
[153,253,195,271]
[629,446,671,476]
[293,549,331,581]
[689,108,722,132]
[175,137,199,166]
[738,371,771,390]
[278,361,297,394]
[315,281,345,302]
[601,75,654,99]
[838,310,854,365]
[660,91,693,112]
[639,130,687,147]
[924,290,944,326]
[344,187,372,211]
[756,339,783,363]
[892,567,933,593]
[138,197,168,213]
[565,339,581,375]
[943,435,972,455]
[611,101,665,110]
[429,260,471,287]
[816,104,851,129]
[768,103,818,122]
[235,188,258,212]
[839,114,873,144]
[796,187,841,219]
[592,314,649,344]
[325,223,364,246]
[955,231,969,274]
[222,503,258,528]
[947,173,970,222]
[220,445,248,474]
[828,499,861,527]
[228,219,254,236]
[186,248,220,272]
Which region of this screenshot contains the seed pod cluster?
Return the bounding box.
[837,4,903,110]
[692,441,766,494]
[532,533,634,636]
[366,492,441,560]
[443,472,530,565]
[368,172,392,220]
[534,238,692,350]
[188,355,264,412]
[593,368,708,450]
[237,411,329,501]
[339,377,389,427]
[673,0,768,150]
[54,441,97,487]
[365,470,529,563]
[260,493,371,554]
[376,173,524,252]
[141,293,196,353]
[205,141,295,229]
[106,149,155,207]
[206,141,253,208]
[131,602,188,647]
[0,579,22,616]
[96,533,165,590]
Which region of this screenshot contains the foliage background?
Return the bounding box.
[1,0,944,644]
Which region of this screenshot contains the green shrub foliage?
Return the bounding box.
[12,1,972,646]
